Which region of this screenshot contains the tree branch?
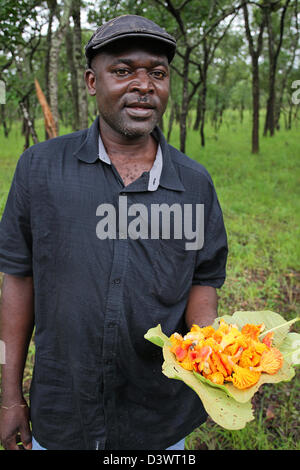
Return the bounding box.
[152,0,186,38]
[170,63,199,89]
[178,0,193,10]
[208,13,238,65]
[274,0,291,62]
[242,1,266,58]
[191,3,244,49]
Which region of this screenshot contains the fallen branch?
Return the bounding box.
[34,78,57,139]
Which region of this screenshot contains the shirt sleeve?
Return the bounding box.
[192,176,228,289]
[0,149,33,276]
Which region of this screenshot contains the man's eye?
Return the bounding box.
[151,70,166,79]
[114,69,130,76]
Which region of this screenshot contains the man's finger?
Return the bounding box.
[3,435,20,450]
[20,424,32,450]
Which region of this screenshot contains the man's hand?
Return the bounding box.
[0,274,34,450]
[0,401,32,450]
[185,285,218,329]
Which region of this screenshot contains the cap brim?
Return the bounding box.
[87,32,176,63]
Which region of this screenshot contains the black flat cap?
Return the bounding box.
[85,15,176,65]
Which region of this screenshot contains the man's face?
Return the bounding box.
[85,41,170,139]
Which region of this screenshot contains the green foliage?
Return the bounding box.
[0,0,40,50]
[0,59,299,452]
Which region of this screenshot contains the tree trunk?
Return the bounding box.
[252,59,260,154]
[263,68,276,136]
[179,47,191,153]
[275,1,298,130]
[264,0,290,137]
[218,105,225,131]
[44,1,57,140]
[174,101,180,124]
[66,24,79,130]
[0,104,9,137]
[19,100,39,148]
[211,94,219,131]
[242,3,266,154]
[167,99,175,142]
[199,70,207,147]
[48,0,72,134]
[287,100,293,129]
[193,91,201,131]
[240,98,244,123]
[72,0,88,130]
[200,95,206,147]
[294,105,299,129]
[45,0,57,101]
[264,6,276,137]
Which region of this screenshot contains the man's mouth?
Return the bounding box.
[126,102,154,109]
[124,101,155,118]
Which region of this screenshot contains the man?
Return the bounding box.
[0,15,228,450]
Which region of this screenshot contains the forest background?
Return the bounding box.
[0,0,299,450]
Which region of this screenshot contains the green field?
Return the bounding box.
[0,111,299,450]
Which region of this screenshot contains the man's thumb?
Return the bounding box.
[24,440,32,450]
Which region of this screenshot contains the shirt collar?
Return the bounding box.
[73,116,185,192]
[98,132,163,192]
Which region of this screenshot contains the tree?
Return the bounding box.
[44,0,58,104]
[152,0,242,152]
[1,0,299,149]
[48,0,72,134]
[274,0,299,129]
[71,0,88,130]
[242,1,267,154]
[0,0,42,144]
[191,13,237,146]
[263,0,291,137]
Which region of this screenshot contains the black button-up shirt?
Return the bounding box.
[0,117,228,450]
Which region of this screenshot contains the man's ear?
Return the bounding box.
[84,68,97,96]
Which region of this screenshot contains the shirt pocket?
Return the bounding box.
[151,239,196,305]
[34,356,73,389]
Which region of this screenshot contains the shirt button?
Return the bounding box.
[113,278,121,285]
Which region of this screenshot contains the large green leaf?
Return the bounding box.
[162,344,254,430]
[144,312,299,427]
[212,311,299,348]
[144,324,170,348]
[279,332,300,365]
[207,311,299,402]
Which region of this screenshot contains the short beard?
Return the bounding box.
[99,110,160,139]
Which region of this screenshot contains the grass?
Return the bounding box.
[171,112,300,450]
[0,110,299,450]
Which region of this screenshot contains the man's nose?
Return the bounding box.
[128,70,154,94]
